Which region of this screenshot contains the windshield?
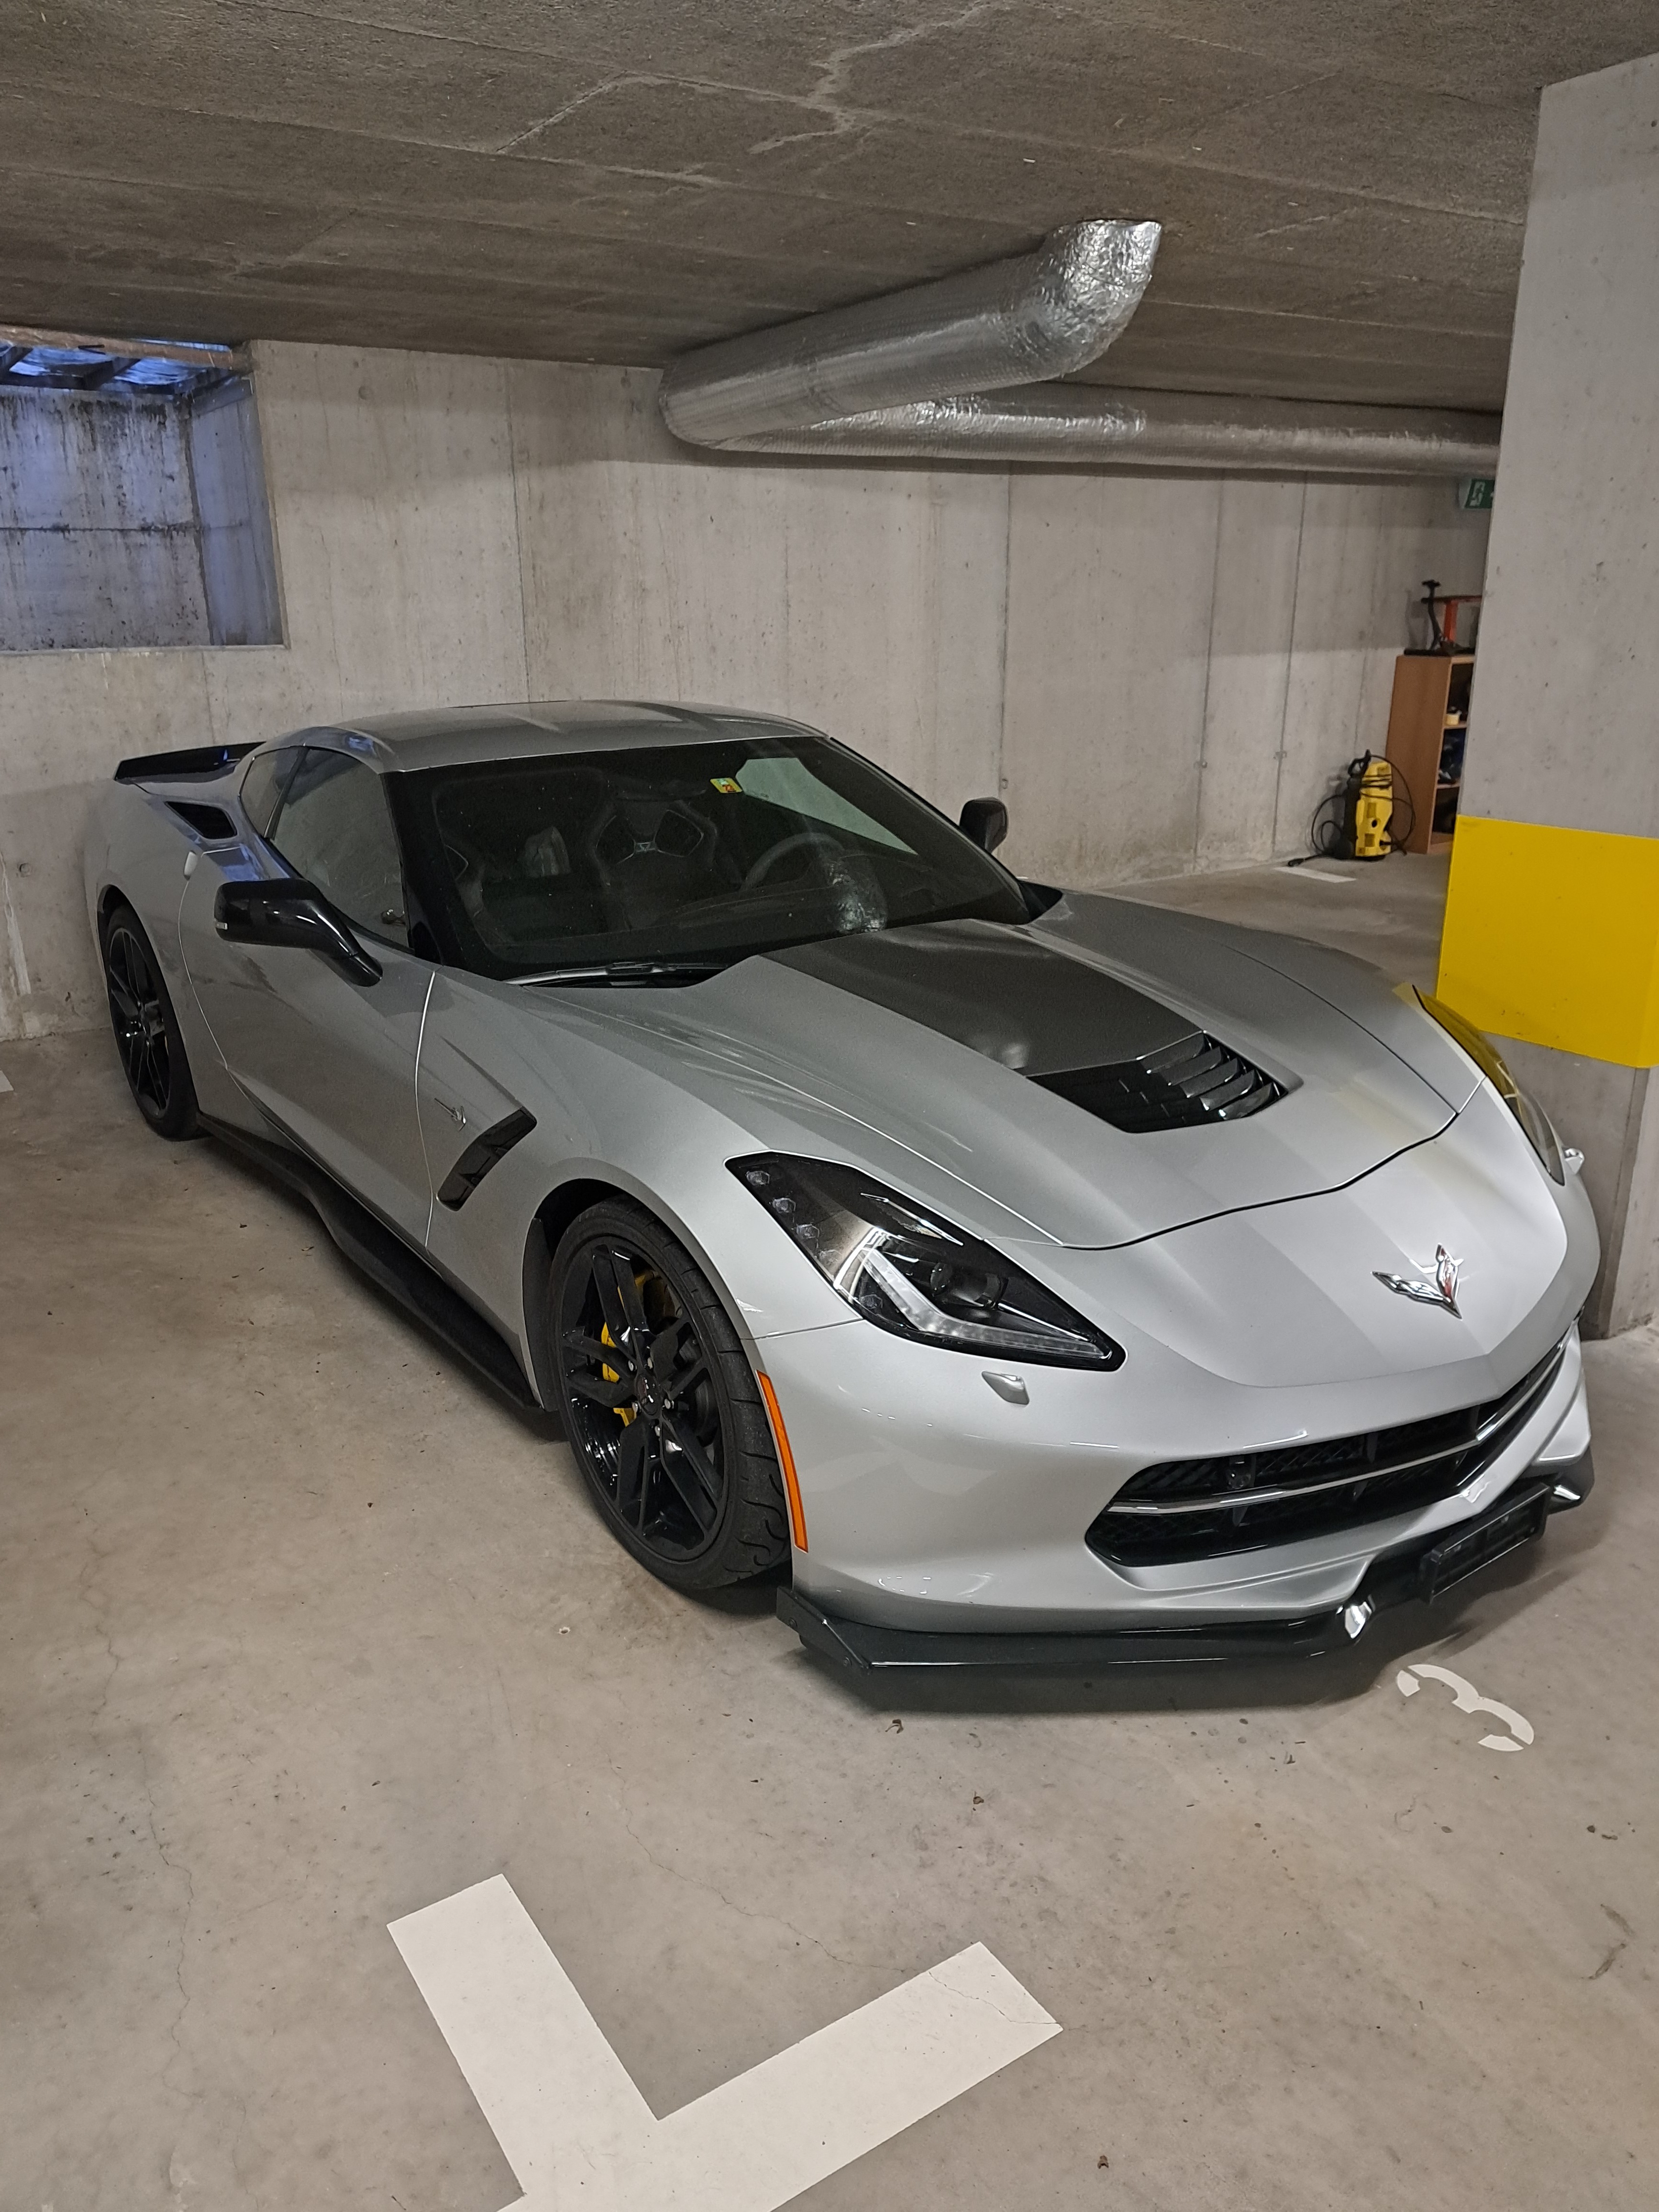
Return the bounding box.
[394,733,1029,980]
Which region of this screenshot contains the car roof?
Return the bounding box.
[259,701,827,775]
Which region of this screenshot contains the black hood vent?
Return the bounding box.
[765,920,1283,1134]
[1032,1031,1283,1133]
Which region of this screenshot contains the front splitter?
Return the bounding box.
[777,1462,1590,1673]
[776,1586,1346,1672]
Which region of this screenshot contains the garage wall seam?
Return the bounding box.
[176,392,214,642]
[1191,484,1227,865]
[504,361,533,698]
[994,472,1012,805]
[1268,478,1310,857]
[1594,1065,1649,1334]
[0,853,32,1036]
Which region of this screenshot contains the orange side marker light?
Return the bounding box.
[757,1372,807,1552]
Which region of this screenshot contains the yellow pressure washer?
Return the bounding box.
[1304,751,1414,862]
[1349,753,1396,859]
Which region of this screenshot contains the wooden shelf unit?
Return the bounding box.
[1384,653,1473,853]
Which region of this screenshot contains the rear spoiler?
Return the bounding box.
[114,742,258,785]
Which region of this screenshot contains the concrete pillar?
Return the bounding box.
[1438,51,1659,1335]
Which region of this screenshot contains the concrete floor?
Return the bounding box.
[1119,847,1452,995]
[4,862,1658,2212]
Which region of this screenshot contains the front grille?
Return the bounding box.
[1033,1030,1282,1133]
[1088,1341,1566,1566]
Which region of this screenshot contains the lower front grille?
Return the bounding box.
[1088,1340,1567,1567]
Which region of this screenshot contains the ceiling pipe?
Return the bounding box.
[711,385,1504,478]
[657,218,1161,445]
[657,221,1500,478]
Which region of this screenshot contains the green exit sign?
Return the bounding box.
[1458,476,1495,510]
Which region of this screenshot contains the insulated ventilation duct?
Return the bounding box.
[714,387,1502,478]
[658,219,1161,445]
[658,224,1501,479]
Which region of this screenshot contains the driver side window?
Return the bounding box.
[269,748,410,947]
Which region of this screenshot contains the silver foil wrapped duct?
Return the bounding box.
[658,220,1161,446]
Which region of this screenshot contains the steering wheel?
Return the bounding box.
[741,829,846,892]
[586,799,709,888]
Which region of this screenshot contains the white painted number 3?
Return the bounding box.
[1397,1662,1535,1751]
[390,1875,1059,2212]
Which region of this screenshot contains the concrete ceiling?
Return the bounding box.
[7,3,1659,410]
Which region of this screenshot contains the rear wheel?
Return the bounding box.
[100,901,199,1139]
[550,1200,790,1590]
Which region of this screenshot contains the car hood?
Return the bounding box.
[592,901,1466,1250]
[1027,1082,1590,1391]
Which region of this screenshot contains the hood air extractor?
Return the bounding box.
[1033,1033,1283,1133]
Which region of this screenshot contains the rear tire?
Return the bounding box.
[100,901,200,1140]
[549,1199,790,1591]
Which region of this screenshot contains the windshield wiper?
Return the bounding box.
[515,957,731,988]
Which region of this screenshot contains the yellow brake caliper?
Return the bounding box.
[599,1322,637,1426]
[602,1269,661,1426]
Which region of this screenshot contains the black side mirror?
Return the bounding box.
[215,879,382,985]
[959,796,1009,854]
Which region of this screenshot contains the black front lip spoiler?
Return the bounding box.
[779,1586,1347,1670]
[777,1453,1593,1673]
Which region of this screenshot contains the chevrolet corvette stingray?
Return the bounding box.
[84,702,1597,1669]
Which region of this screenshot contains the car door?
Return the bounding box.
[178,741,434,1242]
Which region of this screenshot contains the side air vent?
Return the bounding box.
[166,800,239,842]
[1032,1029,1282,1133]
[437,1107,537,1211]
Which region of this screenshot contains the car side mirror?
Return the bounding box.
[959,796,1009,854]
[215,879,382,985]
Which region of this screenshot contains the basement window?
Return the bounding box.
[0,332,283,652]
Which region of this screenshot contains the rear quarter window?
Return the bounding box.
[240,748,299,838]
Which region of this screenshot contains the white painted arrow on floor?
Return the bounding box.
[390,1875,1058,2212]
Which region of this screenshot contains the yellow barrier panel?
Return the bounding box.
[1437,816,1659,1066]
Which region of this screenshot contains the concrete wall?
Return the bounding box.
[188,380,284,649]
[0,390,210,653]
[512,365,1488,889]
[0,341,1488,1042]
[0,380,282,658]
[1450,52,1659,1335]
[1462,55,1659,844]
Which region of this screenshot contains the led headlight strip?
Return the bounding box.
[1416,991,1565,1183]
[730,1152,1124,1369]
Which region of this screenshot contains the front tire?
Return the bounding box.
[100,901,199,1140]
[549,1200,790,1591]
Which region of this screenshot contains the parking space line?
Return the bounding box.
[1397,1662,1535,1750]
[390,1874,1059,2212]
[390,1875,653,2193]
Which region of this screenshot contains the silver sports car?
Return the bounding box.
[84,703,1597,1670]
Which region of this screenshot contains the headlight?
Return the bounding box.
[1416,991,1565,1183]
[730,1153,1125,1369]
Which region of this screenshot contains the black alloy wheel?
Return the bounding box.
[100,902,199,1140]
[551,1200,790,1591]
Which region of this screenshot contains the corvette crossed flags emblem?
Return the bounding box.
[1375,1244,1463,1317]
